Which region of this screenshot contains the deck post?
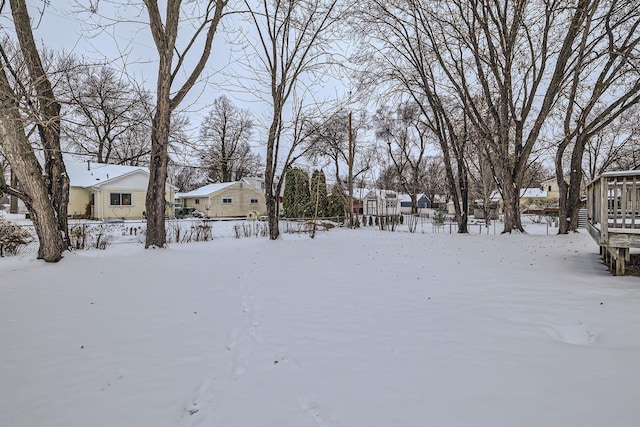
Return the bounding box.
[600,176,608,243]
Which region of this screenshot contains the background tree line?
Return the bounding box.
[2,0,640,262]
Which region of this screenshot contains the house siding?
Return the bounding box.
[181,183,266,217]
[89,172,174,220]
[68,187,90,218]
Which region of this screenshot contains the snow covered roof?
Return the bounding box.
[351,188,372,200]
[64,159,149,188]
[521,188,547,198]
[490,188,548,201]
[398,193,427,203]
[365,189,398,199]
[176,182,237,198]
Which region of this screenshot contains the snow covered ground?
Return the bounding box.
[1,219,639,427]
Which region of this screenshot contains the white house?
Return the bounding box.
[12,159,176,220]
[65,160,176,220]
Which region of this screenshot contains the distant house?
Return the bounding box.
[431,194,448,209]
[398,193,431,214]
[66,160,175,221]
[540,177,561,200]
[472,200,499,219]
[349,187,371,214]
[176,179,266,218]
[241,176,266,193]
[362,189,400,216]
[489,187,553,214]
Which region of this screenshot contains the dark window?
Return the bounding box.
[223,198,232,204]
[250,198,258,204]
[110,193,131,206]
[195,198,200,204]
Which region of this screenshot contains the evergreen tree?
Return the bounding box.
[282,169,297,218]
[309,170,329,218]
[327,184,346,218]
[282,168,310,218]
[295,169,311,217]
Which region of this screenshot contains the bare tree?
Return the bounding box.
[304,110,372,226]
[357,0,473,233]
[242,0,342,239]
[0,0,69,261]
[554,0,640,233]
[584,113,640,176]
[198,95,260,182]
[422,156,448,209]
[375,165,402,192]
[360,0,593,233]
[168,164,205,192]
[61,63,153,165]
[135,0,228,247]
[375,103,429,215]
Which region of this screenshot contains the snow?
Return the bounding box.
[175,182,238,199]
[1,220,640,427]
[490,188,548,200]
[58,158,148,188]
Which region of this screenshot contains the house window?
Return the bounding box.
[195,199,200,204]
[548,186,552,191]
[250,198,258,204]
[110,193,131,206]
[223,198,232,204]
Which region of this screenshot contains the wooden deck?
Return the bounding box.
[586,170,640,275]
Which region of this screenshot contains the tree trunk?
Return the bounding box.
[145,111,170,248]
[11,0,70,250]
[9,169,18,214]
[557,174,570,234]
[0,68,64,262]
[264,107,281,239]
[347,112,355,228]
[567,138,587,231]
[457,166,469,234]
[501,182,524,233]
[266,194,279,240]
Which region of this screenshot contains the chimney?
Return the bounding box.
[87,160,91,171]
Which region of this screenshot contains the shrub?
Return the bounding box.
[94,225,112,250]
[193,223,213,241]
[70,224,88,249]
[0,219,32,256]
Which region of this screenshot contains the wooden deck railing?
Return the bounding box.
[586,170,640,275]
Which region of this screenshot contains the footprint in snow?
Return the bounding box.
[539,323,598,346]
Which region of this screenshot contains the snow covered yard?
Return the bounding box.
[1,226,639,427]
